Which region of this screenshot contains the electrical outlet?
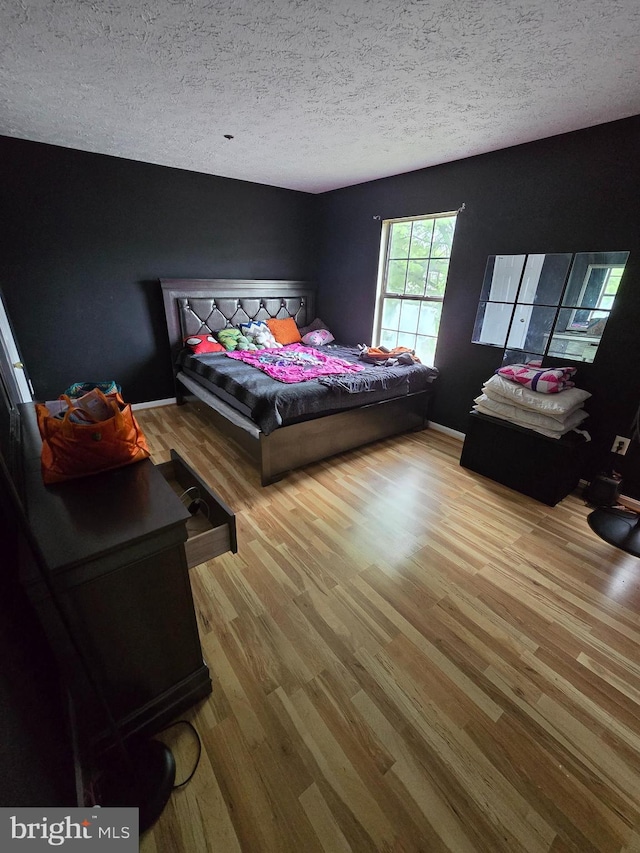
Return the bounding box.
[612,435,631,455]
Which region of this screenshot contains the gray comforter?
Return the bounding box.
[176,344,438,435]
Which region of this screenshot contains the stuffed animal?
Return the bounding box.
[238,321,281,349]
[236,334,257,351]
[217,328,258,351]
[217,328,242,351]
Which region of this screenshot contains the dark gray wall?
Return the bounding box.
[0,136,317,402]
[314,115,640,484]
[0,139,317,804]
[2,118,639,799]
[2,119,640,485]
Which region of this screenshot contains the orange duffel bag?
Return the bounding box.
[35,388,150,484]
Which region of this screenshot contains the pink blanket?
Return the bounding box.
[226,344,365,384]
[497,363,577,393]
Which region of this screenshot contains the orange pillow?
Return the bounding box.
[266,317,302,345]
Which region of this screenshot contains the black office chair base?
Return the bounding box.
[587,506,640,557]
[97,738,176,833]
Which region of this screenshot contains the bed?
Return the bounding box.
[161,279,438,485]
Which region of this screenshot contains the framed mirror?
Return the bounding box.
[473,254,526,347]
[472,253,571,350]
[472,251,628,364]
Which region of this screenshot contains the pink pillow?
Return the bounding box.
[299,317,329,336]
[301,328,335,347]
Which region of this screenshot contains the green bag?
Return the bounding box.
[63,381,122,399]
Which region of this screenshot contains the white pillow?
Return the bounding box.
[473,402,588,438]
[483,374,591,417]
[474,394,588,430]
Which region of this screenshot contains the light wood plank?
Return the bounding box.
[135,404,640,852]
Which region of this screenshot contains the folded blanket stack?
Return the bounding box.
[497,362,576,394]
[473,366,591,440]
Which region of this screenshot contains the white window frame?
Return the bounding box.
[372,211,457,366]
[568,263,626,328]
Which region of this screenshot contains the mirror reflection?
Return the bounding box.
[472,251,627,364]
[518,253,572,304]
[547,251,629,362]
[472,301,513,346]
[502,348,545,366]
[478,254,525,303]
[506,304,557,352]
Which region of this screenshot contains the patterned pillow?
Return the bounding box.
[301,328,335,347]
[298,317,329,337]
[184,334,225,354]
[267,317,302,345]
[240,321,280,348]
[240,321,267,339]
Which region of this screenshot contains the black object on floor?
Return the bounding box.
[583,474,621,507]
[96,738,176,833]
[587,507,640,557]
[460,411,588,506]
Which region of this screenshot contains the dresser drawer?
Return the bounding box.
[156,450,237,567]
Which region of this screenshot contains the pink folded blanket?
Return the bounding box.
[226,344,365,383]
[497,363,577,394]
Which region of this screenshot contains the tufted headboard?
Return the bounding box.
[160,278,317,362]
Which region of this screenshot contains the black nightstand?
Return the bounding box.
[460,411,589,506]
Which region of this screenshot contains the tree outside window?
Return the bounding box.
[373,213,457,366]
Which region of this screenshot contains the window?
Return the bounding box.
[373,213,457,366]
[569,263,625,328]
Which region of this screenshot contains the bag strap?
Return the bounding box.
[58,390,121,437]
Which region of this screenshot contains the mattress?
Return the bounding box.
[176,344,438,435]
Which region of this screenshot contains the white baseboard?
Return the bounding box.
[428,421,465,441]
[132,398,176,411]
[620,494,640,512]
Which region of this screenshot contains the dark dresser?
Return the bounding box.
[17,403,214,754]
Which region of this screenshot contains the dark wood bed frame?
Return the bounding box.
[161,279,433,485]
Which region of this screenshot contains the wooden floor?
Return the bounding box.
[136,402,640,853]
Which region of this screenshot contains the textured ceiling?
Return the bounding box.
[1,0,640,193]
